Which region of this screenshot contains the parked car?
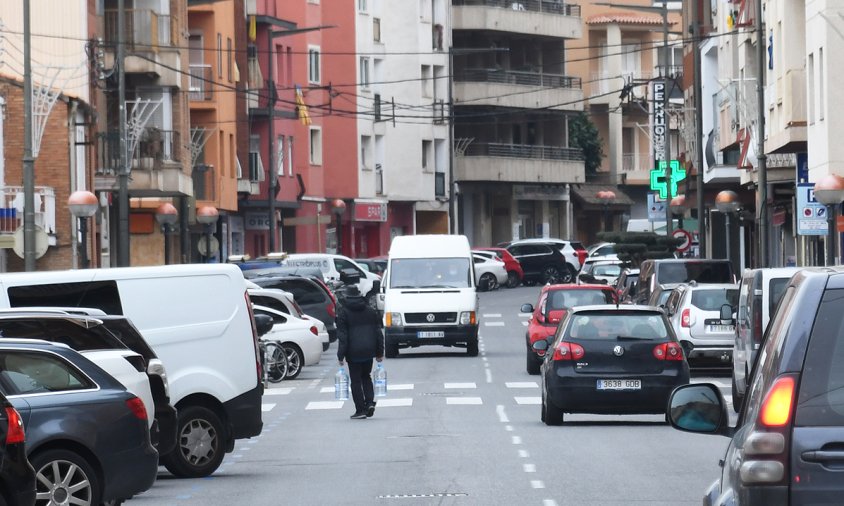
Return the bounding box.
[501,238,583,276]
[0,340,158,504]
[615,267,639,303]
[355,258,387,277]
[252,305,323,379]
[505,242,572,285]
[473,247,524,288]
[520,284,618,375]
[535,305,690,425]
[472,252,508,291]
[731,267,802,410]
[247,284,330,351]
[634,259,735,305]
[0,390,35,506]
[667,267,844,505]
[663,282,739,367]
[576,259,624,285]
[283,253,381,301]
[248,275,338,342]
[586,241,617,261]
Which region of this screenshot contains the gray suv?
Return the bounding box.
[667,267,844,505]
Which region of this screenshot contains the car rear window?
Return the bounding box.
[768,278,790,316]
[0,319,127,352]
[566,312,668,340]
[690,288,739,311]
[593,264,622,277]
[255,278,325,305]
[547,289,615,310]
[656,262,734,285]
[98,318,157,361]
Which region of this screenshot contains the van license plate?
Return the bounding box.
[597,379,641,390]
[707,325,734,333]
[418,331,444,338]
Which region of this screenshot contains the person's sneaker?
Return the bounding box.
[366,403,376,418]
[350,412,367,419]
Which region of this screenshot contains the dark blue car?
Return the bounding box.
[0,340,158,505]
[0,390,35,505]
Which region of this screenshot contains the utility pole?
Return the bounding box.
[662,4,673,236]
[266,30,277,253]
[448,46,457,235]
[117,0,130,266]
[755,0,768,267]
[692,1,706,258]
[22,0,35,271]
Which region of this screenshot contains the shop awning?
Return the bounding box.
[570,184,635,209]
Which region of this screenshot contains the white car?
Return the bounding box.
[252,304,323,379]
[247,284,330,351]
[577,259,624,286]
[472,252,508,291]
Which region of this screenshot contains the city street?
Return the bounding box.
[134,286,730,505]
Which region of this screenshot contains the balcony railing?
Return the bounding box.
[457,68,581,89]
[435,172,446,197]
[463,142,584,161]
[189,64,213,101]
[192,164,217,201]
[104,9,172,51]
[621,153,651,172]
[591,70,656,95]
[452,0,581,17]
[0,187,56,236]
[96,129,181,174]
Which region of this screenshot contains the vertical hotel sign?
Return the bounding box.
[652,81,666,163]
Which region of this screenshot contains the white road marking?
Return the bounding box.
[484,321,505,327]
[505,425,514,432]
[444,382,476,389]
[511,436,522,445]
[485,369,493,383]
[320,387,334,394]
[263,387,294,396]
[523,464,536,473]
[518,450,530,458]
[261,403,276,412]
[482,357,488,362]
[496,405,509,423]
[483,313,502,318]
[305,401,345,410]
[531,480,545,489]
[388,383,414,391]
[519,313,532,318]
[515,397,542,405]
[446,397,482,405]
[543,500,558,506]
[521,321,528,326]
[506,382,539,389]
[377,398,413,407]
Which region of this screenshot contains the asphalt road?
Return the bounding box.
[132,285,731,505]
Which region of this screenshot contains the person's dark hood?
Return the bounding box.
[344,295,368,311]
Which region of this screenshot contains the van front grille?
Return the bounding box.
[404,312,457,324]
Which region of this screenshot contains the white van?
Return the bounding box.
[282,253,380,299]
[0,264,262,478]
[382,235,479,357]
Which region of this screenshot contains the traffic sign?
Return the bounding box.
[797,182,827,235]
[672,228,692,252]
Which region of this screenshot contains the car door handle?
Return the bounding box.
[801,450,844,464]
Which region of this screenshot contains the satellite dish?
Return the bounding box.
[13,225,49,259]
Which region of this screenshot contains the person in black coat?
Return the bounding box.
[337,285,384,419]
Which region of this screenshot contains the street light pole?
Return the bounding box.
[661,4,673,236]
[155,203,178,266]
[692,2,706,258]
[266,28,277,254]
[755,0,768,268]
[716,190,741,266]
[196,206,220,263]
[22,0,35,271]
[813,174,844,266]
[68,191,98,269]
[117,0,130,266]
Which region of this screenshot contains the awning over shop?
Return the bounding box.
[570,184,635,210]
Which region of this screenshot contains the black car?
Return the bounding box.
[505,243,571,285]
[247,275,338,341]
[535,305,690,425]
[0,340,158,504]
[0,391,35,506]
[668,267,844,505]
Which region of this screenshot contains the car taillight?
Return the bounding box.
[310,325,318,336]
[5,406,25,444]
[125,397,148,420]
[576,250,587,265]
[759,375,796,427]
[552,342,584,361]
[752,301,764,346]
[245,291,262,383]
[652,342,684,361]
[681,308,692,328]
[327,302,336,318]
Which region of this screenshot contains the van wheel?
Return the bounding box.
[467,341,479,356]
[162,406,226,478]
[282,344,304,379]
[506,271,521,288]
[385,342,399,358]
[31,449,101,506]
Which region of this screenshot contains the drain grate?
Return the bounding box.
[378,493,469,499]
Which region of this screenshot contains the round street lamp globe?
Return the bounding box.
[67,190,98,218]
[331,198,347,215]
[669,195,687,216]
[155,202,179,225]
[813,174,844,206]
[715,190,741,213]
[596,190,616,203]
[196,205,220,225]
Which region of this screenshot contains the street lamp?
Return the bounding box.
[196,205,219,263]
[155,203,178,265]
[596,190,616,232]
[812,174,844,266]
[670,195,687,230]
[330,199,346,255]
[716,190,740,264]
[67,190,98,269]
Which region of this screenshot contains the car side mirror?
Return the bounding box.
[520,303,534,313]
[254,314,274,337]
[532,340,549,352]
[667,384,732,437]
[720,304,733,322]
[340,268,361,285]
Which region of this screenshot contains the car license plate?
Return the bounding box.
[417,331,444,338]
[597,379,641,390]
[707,325,735,333]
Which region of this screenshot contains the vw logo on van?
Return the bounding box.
[613,345,624,356]
[426,313,436,322]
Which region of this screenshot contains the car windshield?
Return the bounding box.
[566,312,669,340]
[593,264,622,277]
[389,258,472,289]
[691,288,739,311]
[656,262,733,285]
[547,289,614,310]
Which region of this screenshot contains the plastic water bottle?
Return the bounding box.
[374,363,387,397]
[335,367,349,400]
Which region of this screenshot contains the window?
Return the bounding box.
[334,258,364,277]
[808,53,815,124]
[253,307,287,325]
[360,57,370,89]
[249,134,265,182]
[250,295,290,315]
[308,47,321,84]
[373,18,381,42]
[361,135,372,170]
[309,127,323,165]
[433,65,445,101]
[217,33,222,78]
[819,47,824,121]
[8,281,124,315]
[287,136,294,176]
[227,37,233,82]
[421,65,432,97]
[277,135,285,177]
[422,140,433,172]
[1,351,94,395]
[358,0,367,12]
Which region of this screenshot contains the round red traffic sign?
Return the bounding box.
[671,228,692,252]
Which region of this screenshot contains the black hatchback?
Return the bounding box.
[0,390,35,506]
[535,305,690,425]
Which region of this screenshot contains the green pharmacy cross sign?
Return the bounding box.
[650,160,686,199]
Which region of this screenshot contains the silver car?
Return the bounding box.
[663,282,739,367]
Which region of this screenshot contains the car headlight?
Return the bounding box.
[386,312,402,327]
[460,311,476,325]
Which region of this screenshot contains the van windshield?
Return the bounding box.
[389,258,472,289]
[656,262,733,285]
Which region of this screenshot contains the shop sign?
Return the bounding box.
[513,184,567,201]
[354,202,387,222]
[245,212,270,230]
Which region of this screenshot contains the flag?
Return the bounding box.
[295,86,312,125]
[248,15,257,42]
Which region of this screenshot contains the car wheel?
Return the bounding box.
[541,265,562,285]
[731,375,743,414]
[282,344,304,379]
[479,273,495,292]
[265,342,289,383]
[466,340,479,357]
[385,342,399,358]
[523,279,537,287]
[542,387,564,426]
[506,271,521,288]
[32,448,102,506]
[560,265,576,284]
[162,405,226,478]
[526,348,540,375]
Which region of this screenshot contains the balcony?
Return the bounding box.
[455,142,585,184]
[621,153,650,173]
[103,9,180,86]
[455,69,583,110]
[95,130,192,197]
[452,0,582,39]
[189,64,214,102]
[0,187,56,243]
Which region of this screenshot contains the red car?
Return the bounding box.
[520,284,618,374]
[474,247,524,288]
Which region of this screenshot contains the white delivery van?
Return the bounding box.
[382,235,479,357]
[0,264,262,478]
[283,253,380,299]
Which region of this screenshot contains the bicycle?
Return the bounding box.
[259,338,289,386]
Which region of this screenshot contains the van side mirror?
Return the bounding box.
[520,303,534,313]
[254,314,274,337]
[720,304,733,322]
[340,268,361,285]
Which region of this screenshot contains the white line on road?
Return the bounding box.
[511,436,522,445]
[518,450,529,458]
[505,425,514,432]
[305,401,345,410]
[482,356,488,362]
[483,313,502,318]
[485,369,493,383]
[505,382,538,389]
[261,403,276,412]
[543,500,558,506]
[515,397,542,405]
[319,387,334,394]
[531,480,545,489]
[446,397,482,405]
[376,398,413,407]
[519,313,532,318]
[263,387,294,396]
[484,321,505,327]
[521,321,528,326]
[388,383,414,391]
[523,464,536,473]
[496,405,509,423]
[444,382,477,389]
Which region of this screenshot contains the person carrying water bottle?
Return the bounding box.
[337,285,384,419]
